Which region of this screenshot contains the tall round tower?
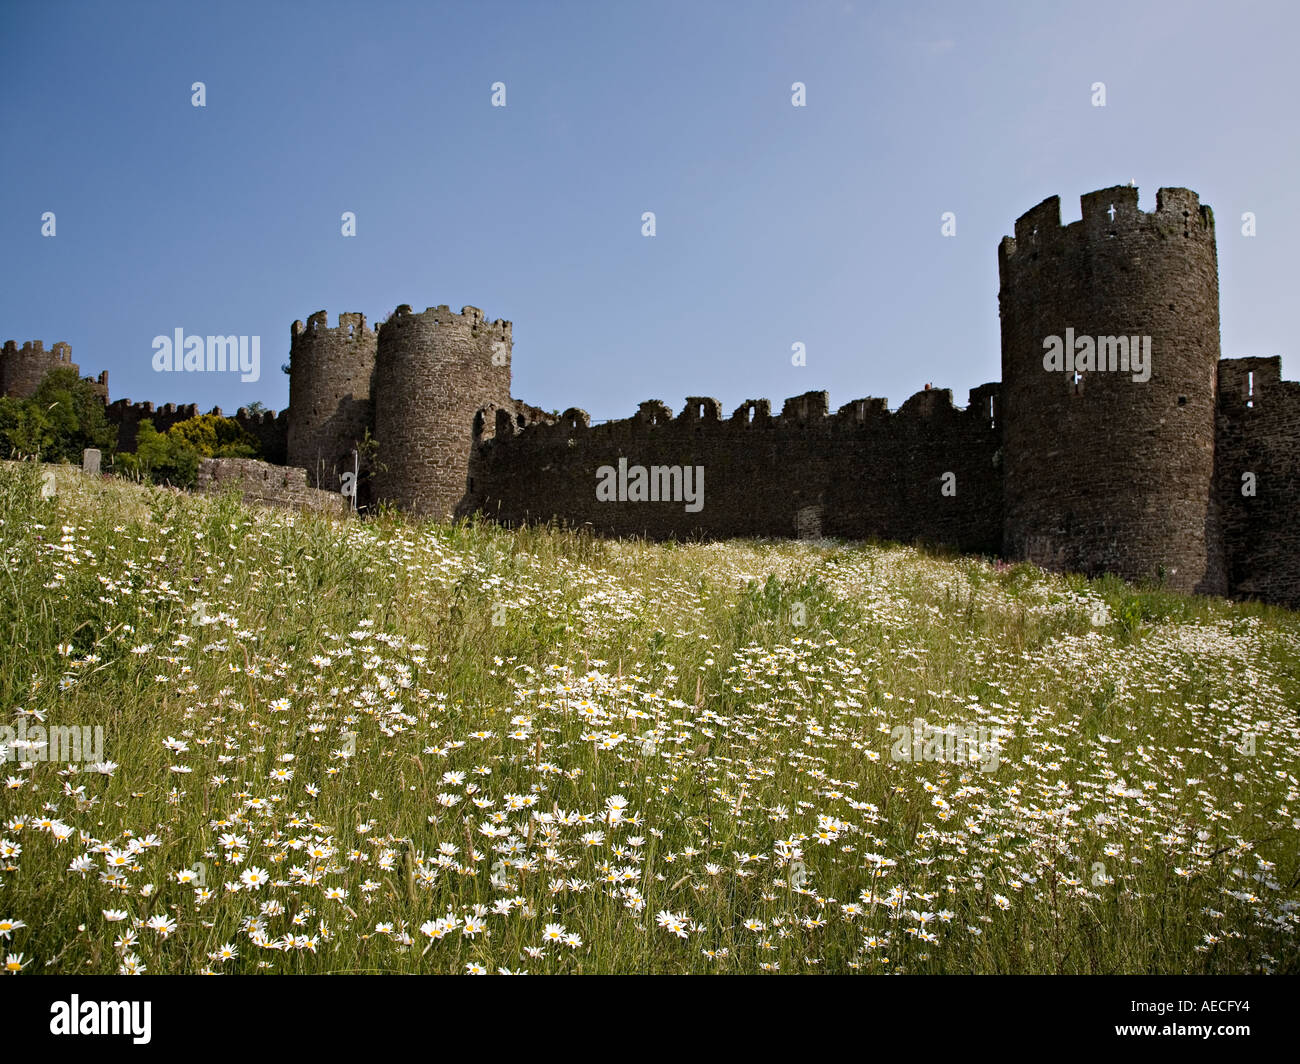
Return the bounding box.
[372,304,512,517]
[286,311,377,491]
[998,185,1225,595]
[1,340,79,398]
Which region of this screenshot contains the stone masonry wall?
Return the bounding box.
[195,457,346,515]
[106,400,287,462]
[2,340,108,400]
[462,387,1003,552]
[372,305,514,518]
[998,186,1225,595]
[1215,357,1300,607]
[286,311,376,492]
[107,400,200,450]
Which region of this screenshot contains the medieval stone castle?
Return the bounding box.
[3,185,1297,607]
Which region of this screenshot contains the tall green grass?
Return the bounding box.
[1,460,1296,975]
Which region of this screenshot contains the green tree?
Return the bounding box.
[0,396,55,457]
[32,367,117,461]
[165,413,258,458]
[0,368,117,462]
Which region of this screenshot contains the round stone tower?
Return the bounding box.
[372,304,512,517]
[1,340,78,398]
[998,185,1225,595]
[286,311,377,491]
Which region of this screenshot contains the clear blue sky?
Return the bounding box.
[2,0,1296,420]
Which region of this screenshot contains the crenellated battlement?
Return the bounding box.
[291,310,375,342]
[471,399,556,444]
[2,339,75,362]
[380,303,512,340]
[1218,356,1287,413]
[476,385,999,447]
[107,398,203,422]
[233,405,287,426]
[2,339,82,398]
[999,185,1215,274]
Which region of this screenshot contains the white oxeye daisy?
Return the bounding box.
[240,867,270,890]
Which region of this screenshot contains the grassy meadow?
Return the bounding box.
[1,458,1297,975]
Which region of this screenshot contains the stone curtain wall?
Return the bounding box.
[106,400,200,450]
[105,400,288,462]
[998,186,1225,595]
[1215,357,1300,607]
[231,407,289,466]
[195,458,346,514]
[462,387,1003,552]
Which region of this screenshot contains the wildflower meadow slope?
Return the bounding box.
[1,460,1297,975]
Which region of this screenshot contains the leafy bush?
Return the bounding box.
[113,420,199,487]
[165,412,258,459]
